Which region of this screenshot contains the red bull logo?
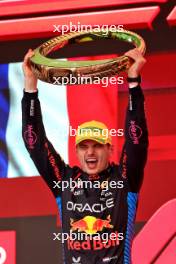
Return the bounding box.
[68,215,123,251]
[67,231,123,251]
[70,215,113,235]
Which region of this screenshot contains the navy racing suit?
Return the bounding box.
[22,85,148,264]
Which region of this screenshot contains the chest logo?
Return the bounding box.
[70,215,113,234]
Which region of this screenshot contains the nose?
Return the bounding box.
[87,146,95,156]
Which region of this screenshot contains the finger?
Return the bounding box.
[125,48,143,61]
[23,49,34,63]
[23,50,34,69]
[124,51,136,61]
[125,48,139,56]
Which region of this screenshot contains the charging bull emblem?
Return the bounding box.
[70,215,113,234]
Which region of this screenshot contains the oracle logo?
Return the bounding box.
[0,247,6,264]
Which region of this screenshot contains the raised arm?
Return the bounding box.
[22,49,66,197]
[119,49,149,192]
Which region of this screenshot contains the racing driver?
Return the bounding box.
[22,48,148,264]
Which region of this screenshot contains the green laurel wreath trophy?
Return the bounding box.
[29,29,146,84]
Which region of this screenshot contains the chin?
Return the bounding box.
[83,166,99,175]
[86,169,98,175]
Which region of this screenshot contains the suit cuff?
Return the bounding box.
[23,90,38,99]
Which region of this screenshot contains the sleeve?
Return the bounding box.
[21,90,67,197]
[119,85,149,192]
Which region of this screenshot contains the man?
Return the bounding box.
[22,48,148,264]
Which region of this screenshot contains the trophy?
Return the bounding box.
[29,29,146,84]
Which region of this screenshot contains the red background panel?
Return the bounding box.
[0,7,160,41]
[155,236,176,264]
[0,231,16,264]
[0,0,167,17]
[132,199,176,263]
[0,177,57,219]
[137,160,176,221]
[119,52,176,91]
[167,6,176,26]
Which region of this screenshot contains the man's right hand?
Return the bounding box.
[22,49,38,92]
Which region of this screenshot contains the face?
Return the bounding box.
[76,140,113,175]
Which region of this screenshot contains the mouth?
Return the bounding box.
[85,158,98,170]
